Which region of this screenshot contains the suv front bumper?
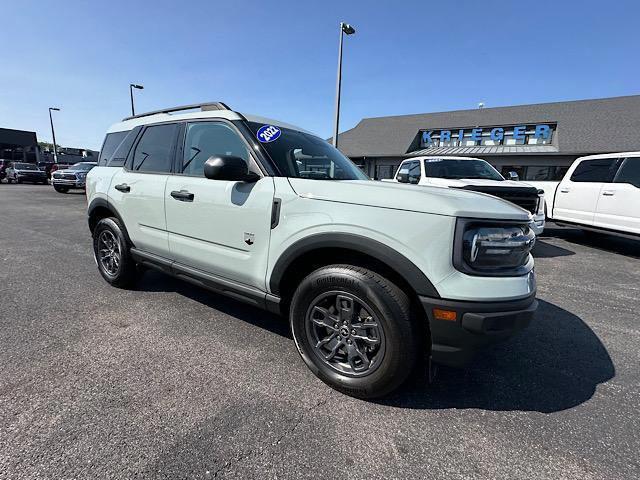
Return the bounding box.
[420,293,537,367]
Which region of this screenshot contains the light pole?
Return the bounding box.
[129,84,144,116]
[48,107,60,163]
[332,22,356,149]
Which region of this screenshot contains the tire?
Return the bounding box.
[7,178,12,184]
[92,217,137,288]
[290,265,420,399]
[53,185,68,193]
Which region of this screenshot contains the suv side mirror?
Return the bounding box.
[204,156,259,182]
[507,171,519,181]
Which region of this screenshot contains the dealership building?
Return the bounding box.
[0,128,40,163]
[335,95,640,181]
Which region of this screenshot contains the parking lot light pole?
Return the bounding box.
[48,107,60,163]
[129,84,144,116]
[332,22,356,149]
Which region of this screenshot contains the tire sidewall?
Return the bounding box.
[290,266,415,398]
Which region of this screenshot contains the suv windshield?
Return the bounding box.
[72,163,95,171]
[246,122,368,180]
[14,163,38,170]
[423,158,504,181]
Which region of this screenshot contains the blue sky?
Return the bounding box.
[1,0,639,150]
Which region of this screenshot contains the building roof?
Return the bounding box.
[335,95,640,157]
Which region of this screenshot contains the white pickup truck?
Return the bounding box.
[391,156,546,235]
[526,152,640,238]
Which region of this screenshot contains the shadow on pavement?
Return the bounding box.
[136,271,614,413]
[136,270,291,339]
[532,239,575,258]
[381,299,615,413]
[540,224,639,259]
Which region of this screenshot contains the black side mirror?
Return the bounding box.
[203,155,259,182]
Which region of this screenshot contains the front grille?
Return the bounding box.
[459,185,540,214]
[63,174,76,180]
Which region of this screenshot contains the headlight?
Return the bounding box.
[454,219,535,276]
[537,190,545,215]
[76,172,87,179]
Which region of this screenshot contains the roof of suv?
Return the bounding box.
[107,102,313,136]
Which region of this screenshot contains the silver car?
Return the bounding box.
[51,162,97,193]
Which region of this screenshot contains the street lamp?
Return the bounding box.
[48,107,60,163]
[129,83,144,116]
[332,22,356,149]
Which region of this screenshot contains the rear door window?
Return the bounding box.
[570,159,617,183]
[131,124,179,173]
[614,157,640,188]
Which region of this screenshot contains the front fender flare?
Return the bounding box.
[269,232,440,298]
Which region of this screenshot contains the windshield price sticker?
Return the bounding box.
[257,125,281,143]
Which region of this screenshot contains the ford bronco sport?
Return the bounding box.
[86,102,538,398]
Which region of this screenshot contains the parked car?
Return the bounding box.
[5,162,48,184]
[527,152,640,238]
[86,102,537,398]
[0,159,10,182]
[51,161,97,193]
[390,156,546,235]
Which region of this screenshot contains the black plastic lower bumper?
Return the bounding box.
[420,293,537,367]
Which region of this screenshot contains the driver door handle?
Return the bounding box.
[559,187,570,193]
[114,183,130,193]
[170,190,195,202]
[602,190,615,196]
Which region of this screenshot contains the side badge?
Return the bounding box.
[244,232,255,246]
[256,125,281,143]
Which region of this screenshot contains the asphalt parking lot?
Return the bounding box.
[0,185,638,479]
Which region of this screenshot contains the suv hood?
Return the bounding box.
[288,179,532,221]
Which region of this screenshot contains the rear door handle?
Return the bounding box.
[115,183,130,193]
[559,188,570,193]
[170,190,194,202]
[602,190,615,196]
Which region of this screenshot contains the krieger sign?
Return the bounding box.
[420,124,553,147]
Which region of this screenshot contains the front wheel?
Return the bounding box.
[53,185,68,193]
[290,265,420,399]
[92,217,138,288]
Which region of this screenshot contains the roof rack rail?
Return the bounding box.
[122,102,231,121]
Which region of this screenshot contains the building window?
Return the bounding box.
[376,164,396,180]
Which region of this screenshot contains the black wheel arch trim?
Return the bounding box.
[269,233,440,298]
[87,197,134,247]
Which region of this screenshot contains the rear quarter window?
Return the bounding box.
[98,131,129,166]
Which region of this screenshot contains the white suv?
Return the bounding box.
[86,102,538,398]
[392,156,546,235]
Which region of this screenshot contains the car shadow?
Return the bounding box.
[135,269,291,339]
[135,271,614,413]
[541,223,640,259]
[531,239,575,258]
[381,299,614,413]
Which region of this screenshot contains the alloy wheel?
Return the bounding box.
[97,230,121,277]
[305,291,386,377]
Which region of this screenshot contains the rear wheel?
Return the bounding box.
[92,217,137,288]
[290,265,420,399]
